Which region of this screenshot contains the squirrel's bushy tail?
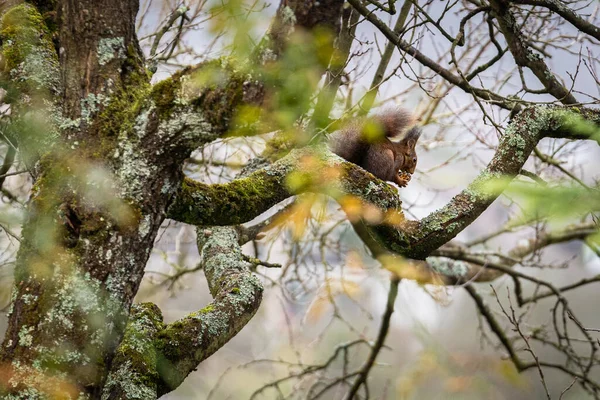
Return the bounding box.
[328,108,415,163]
[376,107,415,138]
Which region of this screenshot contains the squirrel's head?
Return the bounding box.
[397,127,421,174]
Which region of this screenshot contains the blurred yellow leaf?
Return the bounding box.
[384,209,405,226]
[362,119,384,142]
[346,250,364,271]
[496,360,527,388]
[338,195,363,222]
[379,255,443,285]
[304,295,331,324]
[444,375,473,393]
[304,278,362,324]
[362,203,383,224]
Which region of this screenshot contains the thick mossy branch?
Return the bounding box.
[170,106,600,265]
[377,106,599,259]
[167,164,293,226]
[155,227,263,396]
[102,303,165,400]
[167,146,402,226]
[104,228,265,398]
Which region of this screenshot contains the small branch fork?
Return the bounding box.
[344,276,400,399]
[147,5,190,73]
[245,277,400,400]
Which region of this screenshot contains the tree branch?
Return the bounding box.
[345,276,399,399]
[489,0,578,104]
[167,146,402,226]
[510,0,600,42]
[155,226,263,396]
[103,227,264,398]
[102,303,165,400]
[169,106,600,265]
[347,0,518,111]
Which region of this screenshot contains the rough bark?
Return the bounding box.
[0,0,597,398]
[101,226,263,399]
[0,0,344,398]
[168,106,600,269]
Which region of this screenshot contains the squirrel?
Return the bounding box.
[328,108,421,187]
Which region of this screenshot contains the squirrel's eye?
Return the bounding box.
[413,157,417,163]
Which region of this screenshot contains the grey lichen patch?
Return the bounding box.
[138,215,151,238]
[80,93,109,123]
[426,257,469,277]
[4,387,44,399]
[20,293,37,305]
[129,102,156,140]
[506,133,526,162]
[101,361,157,400]
[503,106,552,142]
[38,267,124,358]
[281,6,297,25]
[201,309,231,338]
[419,206,461,234]
[156,108,216,147]
[97,37,126,66]
[115,134,156,200]
[18,325,34,347]
[12,43,60,92]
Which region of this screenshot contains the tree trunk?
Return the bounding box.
[0,0,343,397]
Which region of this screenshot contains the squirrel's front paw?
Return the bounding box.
[395,171,412,187]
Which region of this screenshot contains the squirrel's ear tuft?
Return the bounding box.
[401,127,422,147]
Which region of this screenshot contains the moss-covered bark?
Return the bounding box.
[100,227,264,399]
[102,303,164,400]
[0,0,344,398]
[167,106,600,265]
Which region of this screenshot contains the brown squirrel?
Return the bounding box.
[328,108,421,187]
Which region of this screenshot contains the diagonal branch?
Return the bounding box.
[489,0,578,104]
[347,0,518,111]
[364,106,599,259]
[510,0,600,42]
[168,106,600,264]
[155,226,263,396]
[344,276,399,399]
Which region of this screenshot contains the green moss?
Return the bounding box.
[0,3,59,93]
[105,303,164,399]
[199,304,215,314]
[95,74,150,139]
[170,169,289,225]
[149,76,182,120]
[183,59,250,135]
[262,133,294,160]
